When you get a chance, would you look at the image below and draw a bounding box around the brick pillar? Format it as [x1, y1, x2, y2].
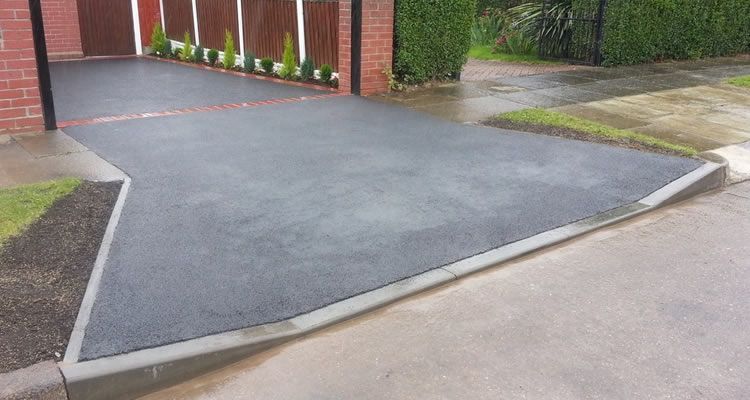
[337, 0, 393, 95]
[0, 1, 45, 134]
[359, 0, 392, 95]
[138, 0, 161, 47]
[41, 0, 83, 59]
[337, 0, 352, 93]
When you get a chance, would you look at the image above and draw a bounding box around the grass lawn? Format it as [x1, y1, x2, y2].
[495, 109, 698, 157]
[727, 75, 750, 88]
[468, 45, 560, 64]
[0, 178, 81, 246]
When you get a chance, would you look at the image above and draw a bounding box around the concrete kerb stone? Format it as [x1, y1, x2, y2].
[64, 176, 132, 364]
[58, 161, 727, 400]
[0, 361, 68, 400]
[704, 142, 750, 184]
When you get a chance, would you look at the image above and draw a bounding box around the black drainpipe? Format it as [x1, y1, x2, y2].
[28, 0, 57, 131]
[351, 0, 362, 95]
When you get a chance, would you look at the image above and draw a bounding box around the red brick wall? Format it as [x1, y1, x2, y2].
[337, 0, 393, 95]
[337, 0, 352, 93]
[0, 1, 44, 134]
[139, 0, 161, 46]
[359, 0, 392, 95]
[41, 0, 83, 59]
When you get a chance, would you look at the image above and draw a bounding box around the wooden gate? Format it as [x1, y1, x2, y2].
[77, 0, 136, 56]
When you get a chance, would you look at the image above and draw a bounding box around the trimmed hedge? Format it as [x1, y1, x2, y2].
[600, 0, 750, 66]
[395, 0, 476, 84]
[475, 0, 524, 15]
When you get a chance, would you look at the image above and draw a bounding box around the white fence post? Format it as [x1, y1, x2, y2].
[191, 0, 200, 45]
[295, 0, 306, 63]
[131, 0, 143, 54]
[237, 0, 245, 61]
[159, 0, 165, 30]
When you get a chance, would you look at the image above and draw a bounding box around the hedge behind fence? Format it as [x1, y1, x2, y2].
[601, 0, 750, 66]
[394, 0, 476, 84]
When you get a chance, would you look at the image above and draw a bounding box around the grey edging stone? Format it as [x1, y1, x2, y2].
[59, 161, 725, 400]
[64, 177, 132, 364]
[0, 361, 68, 400]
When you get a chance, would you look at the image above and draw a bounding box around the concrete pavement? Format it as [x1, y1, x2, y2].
[145, 182, 750, 400]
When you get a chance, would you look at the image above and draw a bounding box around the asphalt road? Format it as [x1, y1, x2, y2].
[66, 93, 700, 360]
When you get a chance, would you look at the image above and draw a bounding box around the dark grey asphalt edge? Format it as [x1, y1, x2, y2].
[58, 161, 725, 400]
[64, 177, 131, 364]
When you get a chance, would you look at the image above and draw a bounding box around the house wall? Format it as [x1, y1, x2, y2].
[0, 0, 44, 134]
[41, 0, 83, 59]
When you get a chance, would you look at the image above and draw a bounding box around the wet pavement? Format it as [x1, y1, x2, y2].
[0, 131, 125, 188]
[379, 56, 750, 144]
[50, 58, 323, 121]
[145, 182, 750, 400]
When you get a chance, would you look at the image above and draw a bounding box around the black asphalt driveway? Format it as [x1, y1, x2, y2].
[50, 58, 324, 121]
[57, 59, 701, 360]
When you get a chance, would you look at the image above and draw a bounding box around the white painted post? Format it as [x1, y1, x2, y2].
[131, 0, 143, 55]
[237, 0, 245, 61]
[159, 0, 165, 30]
[191, 0, 200, 46]
[295, 0, 306, 63]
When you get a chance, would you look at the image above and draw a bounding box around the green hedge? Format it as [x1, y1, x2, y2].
[394, 0, 476, 84]
[601, 0, 750, 66]
[475, 0, 524, 15]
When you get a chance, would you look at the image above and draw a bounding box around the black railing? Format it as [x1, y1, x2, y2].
[538, 0, 607, 65]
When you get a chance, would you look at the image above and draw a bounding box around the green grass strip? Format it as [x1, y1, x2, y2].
[468, 45, 560, 64]
[495, 109, 698, 157]
[0, 178, 81, 246]
[726, 75, 750, 88]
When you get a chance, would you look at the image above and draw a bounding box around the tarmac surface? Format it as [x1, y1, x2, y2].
[64, 92, 700, 360]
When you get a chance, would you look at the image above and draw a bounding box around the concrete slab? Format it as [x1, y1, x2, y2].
[412, 95, 528, 122]
[63, 96, 700, 361]
[0, 131, 125, 187]
[494, 90, 575, 108]
[50, 58, 324, 121]
[13, 131, 87, 157]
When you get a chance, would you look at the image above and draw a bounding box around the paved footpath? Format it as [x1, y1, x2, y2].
[146, 182, 750, 400]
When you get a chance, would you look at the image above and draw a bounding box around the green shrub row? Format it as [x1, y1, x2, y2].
[149, 24, 336, 86]
[586, 0, 750, 66]
[394, 0, 476, 84]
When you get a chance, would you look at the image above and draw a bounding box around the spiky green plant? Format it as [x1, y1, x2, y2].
[223, 30, 236, 69]
[181, 31, 193, 61]
[278, 32, 297, 79]
[300, 58, 315, 81]
[319, 64, 333, 83]
[243, 53, 256, 73]
[150, 23, 168, 56]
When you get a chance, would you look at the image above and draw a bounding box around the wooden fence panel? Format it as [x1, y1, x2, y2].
[77, 0, 135, 56]
[196, 0, 239, 51]
[303, 0, 338, 69]
[162, 0, 194, 41]
[242, 0, 299, 61]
